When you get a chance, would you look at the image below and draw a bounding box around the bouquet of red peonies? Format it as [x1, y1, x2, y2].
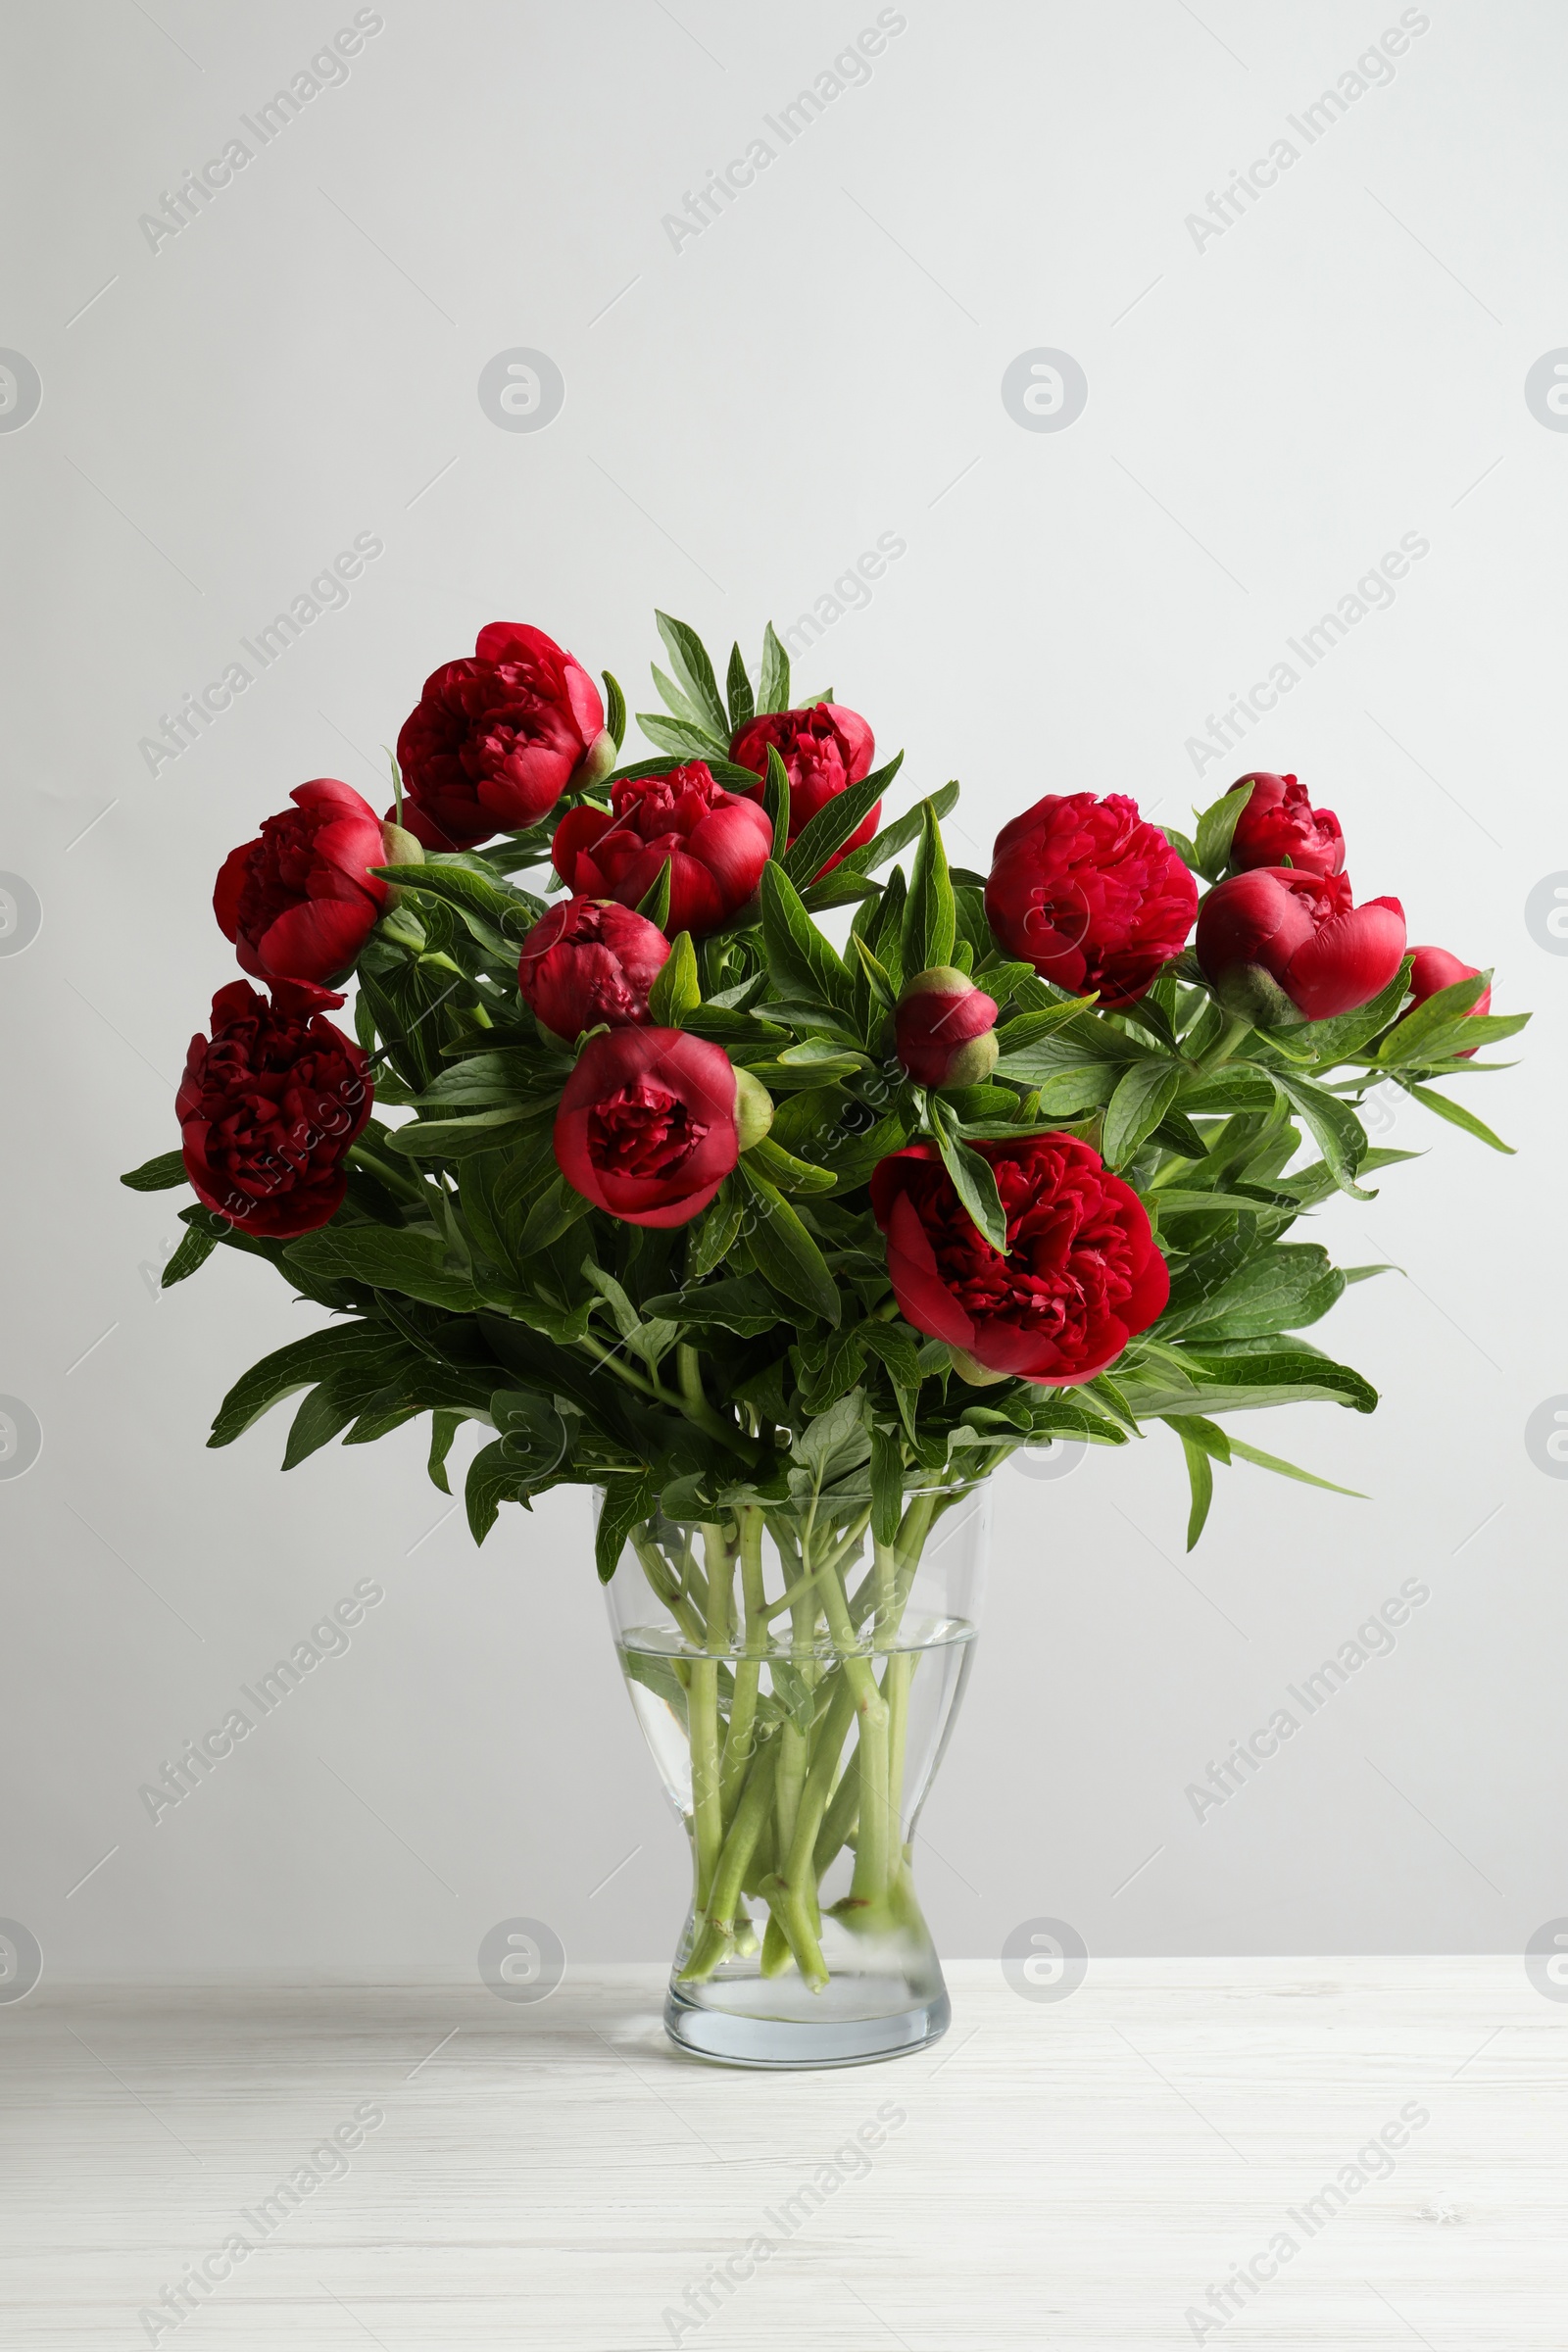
[122, 614, 1526, 2045]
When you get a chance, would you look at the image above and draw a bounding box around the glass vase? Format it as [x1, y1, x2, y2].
[601, 1478, 988, 2069]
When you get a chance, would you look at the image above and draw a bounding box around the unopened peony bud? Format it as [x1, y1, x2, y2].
[1394, 945, 1492, 1057]
[552, 763, 772, 940]
[1195, 867, 1405, 1024]
[215, 779, 391, 987]
[378, 817, 424, 907]
[894, 967, 1000, 1088]
[580, 727, 618, 790]
[1226, 772, 1344, 878]
[394, 621, 608, 851]
[732, 1065, 775, 1151]
[728, 704, 878, 877]
[517, 898, 669, 1039]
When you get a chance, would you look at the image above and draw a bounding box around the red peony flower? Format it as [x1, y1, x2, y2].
[1227, 772, 1345, 878]
[516, 898, 669, 1040]
[728, 704, 878, 874]
[870, 1134, 1169, 1385]
[214, 778, 391, 987]
[1195, 867, 1406, 1023]
[176, 979, 372, 1239]
[1396, 945, 1492, 1056]
[394, 622, 610, 851]
[553, 1028, 744, 1228]
[985, 792, 1198, 1007]
[894, 968, 1000, 1089]
[552, 763, 772, 939]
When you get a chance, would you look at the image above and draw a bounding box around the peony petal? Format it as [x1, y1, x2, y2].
[477, 743, 575, 831]
[213, 842, 257, 945]
[1285, 895, 1406, 1020]
[884, 1190, 977, 1352]
[551, 803, 613, 889]
[291, 777, 379, 823]
[591, 1176, 726, 1230]
[665, 853, 723, 938]
[687, 800, 771, 896]
[307, 832, 390, 911]
[561, 656, 606, 749]
[474, 620, 566, 669]
[393, 797, 493, 852]
[256, 896, 378, 986]
[1020, 1318, 1131, 1388]
[1195, 867, 1317, 988]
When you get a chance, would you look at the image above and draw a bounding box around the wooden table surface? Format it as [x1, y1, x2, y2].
[2, 1959, 1560, 2348]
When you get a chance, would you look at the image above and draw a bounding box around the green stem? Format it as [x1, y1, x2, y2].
[679, 1739, 777, 1982]
[577, 1332, 668, 1405]
[884, 1649, 913, 1855]
[762, 1505, 872, 1619]
[813, 1748, 859, 1880]
[871, 1536, 898, 1645]
[576, 1336, 758, 1465]
[815, 1560, 890, 1906]
[631, 1532, 705, 1649]
[718, 1505, 766, 1829]
[677, 1343, 707, 1416]
[688, 1659, 722, 1914]
[346, 1144, 426, 1203]
[1197, 1011, 1254, 1071]
[702, 1521, 733, 1653]
[774, 1672, 856, 1973]
[761, 1501, 825, 1981]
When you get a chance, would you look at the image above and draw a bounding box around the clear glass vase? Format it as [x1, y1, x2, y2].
[601, 1478, 988, 2069]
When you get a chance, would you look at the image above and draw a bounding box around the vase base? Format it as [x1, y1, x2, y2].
[662, 1983, 951, 2070]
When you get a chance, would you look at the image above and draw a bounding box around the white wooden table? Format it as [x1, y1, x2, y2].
[2, 1960, 1560, 2348]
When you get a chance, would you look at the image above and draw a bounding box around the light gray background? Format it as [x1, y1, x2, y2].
[3, 0, 1563, 1984]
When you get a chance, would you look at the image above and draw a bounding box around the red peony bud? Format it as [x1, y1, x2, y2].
[552, 762, 772, 939]
[894, 967, 1000, 1088]
[1396, 945, 1492, 1056]
[1227, 772, 1345, 878]
[516, 898, 669, 1040]
[728, 704, 878, 876]
[215, 778, 390, 987]
[393, 621, 607, 850]
[1195, 867, 1405, 1024]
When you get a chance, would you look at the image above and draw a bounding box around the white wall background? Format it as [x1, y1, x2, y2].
[3, 0, 1565, 1984]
